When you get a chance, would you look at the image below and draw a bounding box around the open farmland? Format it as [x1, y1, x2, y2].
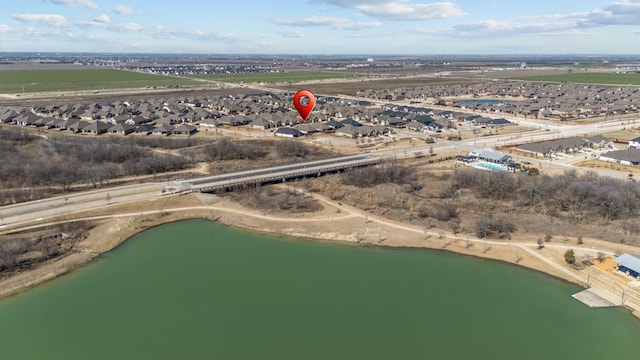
[275, 76, 481, 96]
[193, 70, 362, 84]
[0, 69, 200, 94]
[510, 72, 640, 85]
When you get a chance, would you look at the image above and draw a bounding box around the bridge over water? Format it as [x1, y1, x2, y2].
[168, 154, 382, 194]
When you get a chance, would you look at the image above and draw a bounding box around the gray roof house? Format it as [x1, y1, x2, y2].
[1, 110, 20, 123]
[599, 149, 640, 166]
[66, 120, 90, 133]
[275, 127, 303, 138]
[152, 124, 174, 136]
[82, 121, 111, 135]
[172, 123, 198, 136]
[108, 123, 135, 135]
[518, 137, 592, 157]
[136, 124, 156, 134]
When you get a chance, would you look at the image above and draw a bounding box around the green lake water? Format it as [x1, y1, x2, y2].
[1, 219, 639, 359]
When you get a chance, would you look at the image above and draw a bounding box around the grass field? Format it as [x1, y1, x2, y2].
[0, 69, 199, 93]
[193, 71, 362, 83]
[275, 77, 480, 96]
[510, 72, 640, 85]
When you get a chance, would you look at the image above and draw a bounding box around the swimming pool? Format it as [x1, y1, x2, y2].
[470, 161, 508, 172]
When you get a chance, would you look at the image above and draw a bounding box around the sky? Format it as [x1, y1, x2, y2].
[1, 0, 640, 55]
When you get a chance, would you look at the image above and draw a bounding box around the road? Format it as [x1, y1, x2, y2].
[1, 183, 164, 228]
[173, 154, 380, 193]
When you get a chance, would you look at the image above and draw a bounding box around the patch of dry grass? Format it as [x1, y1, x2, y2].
[573, 159, 640, 173]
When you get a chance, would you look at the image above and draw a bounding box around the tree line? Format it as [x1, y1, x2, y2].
[341, 161, 417, 188]
[446, 168, 640, 222]
[0, 127, 324, 205]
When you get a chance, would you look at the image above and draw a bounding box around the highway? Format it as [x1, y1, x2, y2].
[1, 183, 164, 228]
[171, 153, 380, 192]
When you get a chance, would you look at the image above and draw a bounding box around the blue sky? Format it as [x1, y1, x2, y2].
[1, 0, 639, 54]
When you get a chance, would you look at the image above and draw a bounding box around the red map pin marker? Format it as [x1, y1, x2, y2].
[293, 89, 316, 123]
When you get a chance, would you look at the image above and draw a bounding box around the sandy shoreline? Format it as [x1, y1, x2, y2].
[2, 191, 640, 318]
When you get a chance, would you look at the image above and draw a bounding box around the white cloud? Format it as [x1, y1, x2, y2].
[417, 20, 582, 40]
[0, 24, 12, 33]
[418, 1, 640, 40]
[314, 0, 465, 21]
[577, 1, 640, 27]
[341, 21, 381, 30]
[76, 16, 142, 33]
[12, 14, 68, 27]
[110, 22, 144, 32]
[454, 20, 574, 36]
[274, 16, 348, 27]
[76, 14, 112, 28]
[19, 27, 75, 41]
[278, 29, 305, 38]
[49, 0, 98, 10]
[95, 14, 111, 24]
[148, 26, 243, 42]
[274, 16, 381, 30]
[113, 5, 139, 15]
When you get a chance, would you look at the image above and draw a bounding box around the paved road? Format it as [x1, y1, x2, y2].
[1, 183, 164, 228]
[173, 154, 380, 192]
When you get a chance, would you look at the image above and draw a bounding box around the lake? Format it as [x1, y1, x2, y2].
[1, 219, 639, 359]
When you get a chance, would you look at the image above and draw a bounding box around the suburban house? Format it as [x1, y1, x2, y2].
[136, 124, 156, 135]
[218, 114, 251, 126]
[293, 123, 322, 134]
[108, 123, 135, 135]
[67, 120, 90, 133]
[1, 110, 20, 123]
[598, 149, 640, 166]
[152, 124, 173, 136]
[172, 123, 198, 136]
[275, 127, 303, 138]
[405, 120, 426, 131]
[199, 118, 221, 128]
[629, 137, 640, 149]
[44, 118, 66, 129]
[474, 118, 512, 127]
[125, 116, 152, 126]
[517, 137, 594, 157]
[14, 112, 42, 126]
[82, 121, 111, 135]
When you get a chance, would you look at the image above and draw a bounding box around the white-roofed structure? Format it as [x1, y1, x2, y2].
[468, 149, 512, 163]
[614, 253, 640, 278]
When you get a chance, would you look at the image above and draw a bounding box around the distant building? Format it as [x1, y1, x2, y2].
[468, 149, 512, 163]
[599, 149, 640, 166]
[615, 254, 640, 278]
[275, 127, 303, 138]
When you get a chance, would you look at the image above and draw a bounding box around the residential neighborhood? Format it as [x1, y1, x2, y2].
[358, 80, 640, 121]
[0, 92, 513, 140]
